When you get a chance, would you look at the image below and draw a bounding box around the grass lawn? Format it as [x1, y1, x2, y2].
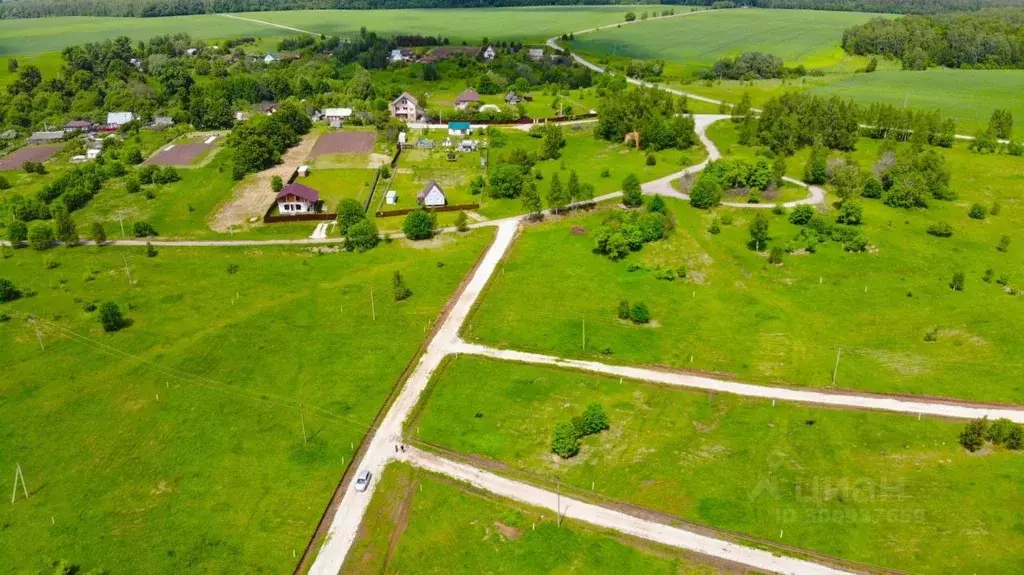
[464, 129, 1024, 402]
[300, 168, 379, 210]
[414, 356, 1024, 575]
[380, 144, 485, 213]
[0, 230, 493, 573]
[344, 461, 721, 575]
[570, 9, 878, 76]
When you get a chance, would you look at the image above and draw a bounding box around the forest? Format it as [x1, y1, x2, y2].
[842, 8, 1024, 69]
[3, 0, 1024, 19]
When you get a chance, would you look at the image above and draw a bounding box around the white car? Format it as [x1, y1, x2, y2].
[354, 470, 372, 492]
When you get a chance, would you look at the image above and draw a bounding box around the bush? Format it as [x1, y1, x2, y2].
[968, 203, 987, 220]
[392, 270, 412, 301]
[145, 242, 157, 257]
[580, 403, 610, 435]
[0, 277, 21, 303]
[133, 221, 157, 237]
[337, 198, 365, 235]
[987, 418, 1017, 446]
[708, 220, 721, 234]
[270, 175, 284, 193]
[788, 205, 815, 225]
[99, 301, 125, 332]
[990, 202, 1001, 216]
[345, 219, 380, 252]
[28, 222, 55, 250]
[454, 211, 469, 232]
[647, 194, 666, 215]
[125, 148, 143, 165]
[861, 176, 882, 199]
[622, 173, 642, 207]
[617, 299, 630, 320]
[997, 235, 1011, 252]
[983, 268, 994, 283]
[0, 175, 10, 190]
[645, 153, 656, 166]
[927, 221, 953, 237]
[835, 202, 863, 225]
[600, 168, 610, 178]
[90, 222, 107, 245]
[7, 220, 28, 246]
[402, 209, 435, 240]
[959, 418, 987, 452]
[551, 421, 580, 458]
[689, 175, 722, 209]
[748, 212, 770, 249]
[125, 176, 141, 194]
[950, 271, 965, 291]
[630, 301, 650, 324]
[768, 246, 784, 264]
[1007, 425, 1024, 450]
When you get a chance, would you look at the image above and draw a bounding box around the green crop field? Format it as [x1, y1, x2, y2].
[0, 232, 492, 573]
[464, 127, 1024, 403]
[569, 9, 878, 73]
[0, 6, 669, 56]
[414, 356, 1024, 575]
[344, 461, 720, 574]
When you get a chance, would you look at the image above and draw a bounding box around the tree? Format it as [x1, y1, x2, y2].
[950, 271, 965, 292]
[630, 302, 650, 324]
[622, 173, 642, 207]
[997, 235, 1012, 252]
[541, 124, 565, 160]
[959, 418, 987, 452]
[835, 202, 863, 225]
[28, 222, 55, 250]
[454, 211, 469, 232]
[125, 176, 141, 195]
[1007, 425, 1024, 450]
[402, 209, 435, 240]
[0, 278, 21, 303]
[7, 220, 27, 246]
[271, 175, 284, 193]
[125, 148, 143, 165]
[551, 422, 580, 458]
[768, 246, 785, 264]
[346, 219, 380, 252]
[862, 176, 882, 199]
[469, 175, 486, 195]
[145, 242, 157, 257]
[489, 164, 524, 199]
[831, 162, 862, 204]
[647, 194, 666, 215]
[617, 299, 630, 320]
[789, 205, 815, 225]
[99, 301, 125, 332]
[566, 170, 581, 202]
[580, 403, 610, 435]
[989, 109, 1013, 139]
[337, 198, 366, 235]
[547, 173, 568, 213]
[749, 212, 770, 249]
[392, 270, 412, 301]
[733, 92, 752, 122]
[0, 175, 10, 190]
[133, 221, 157, 237]
[689, 174, 722, 209]
[90, 222, 107, 245]
[987, 418, 1017, 446]
[521, 180, 542, 216]
[968, 203, 986, 220]
[803, 141, 828, 185]
[51, 202, 78, 246]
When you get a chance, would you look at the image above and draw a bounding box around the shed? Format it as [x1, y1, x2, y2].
[275, 182, 320, 215]
[153, 116, 174, 127]
[417, 180, 447, 208]
[385, 190, 398, 205]
[448, 121, 472, 136]
[298, 165, 311, 178]
[324, 107, 353, 128]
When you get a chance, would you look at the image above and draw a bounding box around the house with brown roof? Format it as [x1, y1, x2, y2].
[64, 120, 94, 133]
[275, 183, 321, 215]
[455, 88, 480, 110]
[390, 92, 422, 121]
[417, 180, 447, 208]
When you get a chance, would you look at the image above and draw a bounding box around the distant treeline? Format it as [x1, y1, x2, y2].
[843, 8, 1024, 69]
[5, 0, 1024, 19]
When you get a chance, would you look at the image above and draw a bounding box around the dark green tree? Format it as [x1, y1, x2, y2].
[392, 270, 412, 301]
[402, 209, 435, 240]
[337, 198, 366, 235]
[28, 222, 55, 250]
[99, 301, 125, 332]
[622, 173, 642, 207]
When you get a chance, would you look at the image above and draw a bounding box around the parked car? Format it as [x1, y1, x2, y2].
[354, 470, 372, 492]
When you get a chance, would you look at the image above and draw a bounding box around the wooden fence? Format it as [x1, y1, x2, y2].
[375, 203, 479, 218]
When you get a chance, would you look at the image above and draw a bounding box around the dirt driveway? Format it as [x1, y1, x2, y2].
[210, 132, 318, 232]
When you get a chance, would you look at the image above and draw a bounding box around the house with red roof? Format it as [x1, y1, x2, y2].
[455, 89, 480, 111]
[275, 182, 321, 215]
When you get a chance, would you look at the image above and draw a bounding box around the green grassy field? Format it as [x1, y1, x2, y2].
[344, 461, 721, 575]
[300, 167, 379, 209]
[569, 9, 877, 74]
[0, 231, 492, 573]
[464, 129, 1024, 402]
[414, 356, 1024, 575]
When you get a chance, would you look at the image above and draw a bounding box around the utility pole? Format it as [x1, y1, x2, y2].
[370, 288, 376, 321]
[831, 347, 842, 386]
[554, 476, 562, 527]
[11, 464, 28, 503]
[582, 318, 586, 351]
[29, 316, 43, 351]
[122, 253, 133, 284]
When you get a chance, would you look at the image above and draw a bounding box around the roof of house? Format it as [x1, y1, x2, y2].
[448, 121, 471, 130]
[323, 107, 353, 118]
[529, 48, 545, 55]
[106, 112, 135, 125]
[456, 89, 480, 103]
[29, 131, 63, 141]
[276, 183, 320, 203]
[417, 180, 445, 200]
[65, 120, 93, 128]
[391, 92, 418, 106]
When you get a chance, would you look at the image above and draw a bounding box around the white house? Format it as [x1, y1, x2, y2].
[323, 107, 353, 128]
[390, 48, 413, 63]
[264, 53, 279, 64]
[275, 183, 320, 215]
[234, 111, 251, 122]
[390, 92, 422, 121]
[297, 165, 311, 178]
[417, 180, 447, 208]
[482, 46, 496, 60]
[185, 48, 198, 56]
[105, 112, 135, 129]
[528, 48, 545, 61]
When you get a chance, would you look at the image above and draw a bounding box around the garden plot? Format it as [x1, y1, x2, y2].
[376, 142, 486, 214]
[0, 145, 59, 170]
[145, 134, 220, 167]
[309, 130, 386, 170]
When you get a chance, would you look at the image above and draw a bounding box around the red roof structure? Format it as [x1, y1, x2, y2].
[456, 89, 480, 103]
[276, 182, 320, 203]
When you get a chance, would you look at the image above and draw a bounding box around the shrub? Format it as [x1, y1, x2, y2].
[927, 221, 953, 237]
[551, 421, 580, 458]
[580, 403, 610, 435]
[270, 175, 283, 193]
[0, 278, 21, 303]
[346, 219, 380, 252]
[600, 168, 610, 178]
[28, 222, 55, 250]
[99, 301, 125, 332]
[748, 212, 770, 249]
[987, 418, 1017, 446]
[133, 221, 157, 237]
[768, 246, 784, 264]
[950, 271, 965, 291]
[789, 205, 815, 225]
[454, 211, 469, 232]
[983, 268, 994, 283]
[402, 209, 435, 240]
[997, 235, 1011, 252]
[125, 148, 143, 165]
[647, 194, 666, 215]
[392, 270, 412, 301]
[689, 175, 722, 209]
[654, 267, 676, 281]
[958, 418, 987, 452]
[996, 273, 1010, 286]
[145, 242, 157, 258]
[990, 202, 1001, 216]
[227, 264, 240, 275]
[708, 221, 721, 234]
[379, 165, 391, 179]
[7, 220, 28, 246]
[630, 302, 650, 324]
[125, 176, 141, 194]
[0, 175, 9, 190]
[835, 202, 863, 225]
[861, 176, 882, 199]
[968, 203, 986, 220]
[645, 153, 656, 166]
[719, 214, 733, 225]
[90, 222, 107, 245]
[1007, 425, 1024, 450]
[617, 299, 630, 320]
[622, 173, 642, 207]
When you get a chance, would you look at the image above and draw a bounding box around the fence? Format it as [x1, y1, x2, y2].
[375, 203, 480, 218]
[263, 211, 336, 224]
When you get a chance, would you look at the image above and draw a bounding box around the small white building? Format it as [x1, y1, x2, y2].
[105, 112, 135, 129]
[185, 48, 198, 56]
[275, 183, 320, 215]
[385, 190, 398, 205]
[297, 165, 311, 178]
[264, 53, 279, 64]
[390, 48, 413, 63]
[323, 107, 353, 128]
[482, 46, 496, 60]
[398, 131, 407, 146]
[458, 139, 478, 152]
[417, 180, 447, 208]
[528, 48, 545, 61]
[86, 148, 101, 160]
[447, 122, 472, 137]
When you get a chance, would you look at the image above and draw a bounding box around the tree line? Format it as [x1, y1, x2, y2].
[671, 0, 1024, 16]
[842, 8, 1024, 69]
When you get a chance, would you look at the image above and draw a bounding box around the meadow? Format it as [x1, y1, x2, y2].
[464, 128, 1024, 403]
[414, 356, 1024, 575]
[343, 461, 720, 575]
[0, 231, 492, 573]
